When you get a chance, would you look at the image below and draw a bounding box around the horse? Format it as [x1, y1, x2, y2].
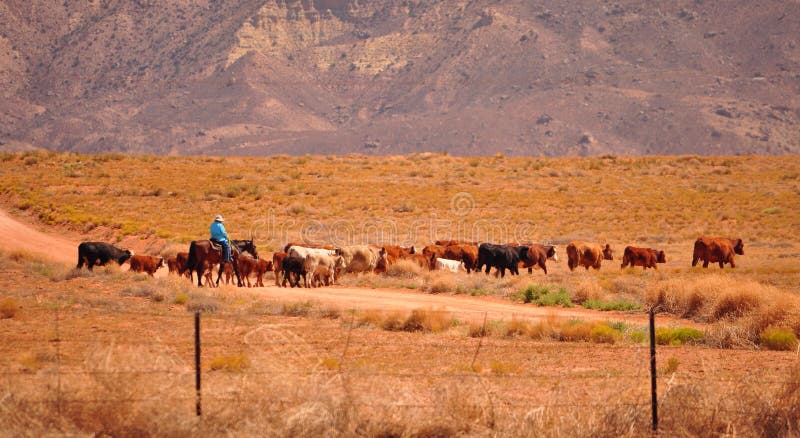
[185, 239, 258, 287]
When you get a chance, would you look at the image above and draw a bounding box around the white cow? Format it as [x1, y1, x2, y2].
[287, 246, 346, 287]
[336, 245, 388, 274]
[434, 257, 465, 273]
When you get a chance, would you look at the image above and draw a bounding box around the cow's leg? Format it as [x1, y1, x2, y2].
[540, 261, 547, 275]
[77, 254, 84, 269]
[692, 256, 698, 267]
[719, 261, 725, 269]
[729, 258, 735, 268]
[703, 259, 709, 268]
[87, 257, 96, 271]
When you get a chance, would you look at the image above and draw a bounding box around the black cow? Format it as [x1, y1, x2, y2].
[281, 256, 306, 288]
[76, 242, 133, 271]
[475, 243, 533, 278]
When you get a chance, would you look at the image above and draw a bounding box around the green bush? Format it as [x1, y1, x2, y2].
[590, 324, 622, 344]
[518, 285, 573, 307]
[759, 327, 799, 351]
[655, 327, 704, 346]
[582, 299, 640, 311]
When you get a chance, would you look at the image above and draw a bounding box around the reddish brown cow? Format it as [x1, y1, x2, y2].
[166, 256, 180, 275]
[566, 242, 613, 271]
[518, 244, 558, 274]
[382, 245, 416, 264]
[621, 246, 666, 270]
[175, 252, 190, 279]
[403, 253, 433, 270]
[235, 254, 258, 287]
[129, 255, 164, 276]
[442, 244, 479, 273]
[273, 252, 288, 286]
[435, 239, 478, 247]
[692, 237, 743, 268]
[253, 258, 273, 287]
[421, 245, 448, 260]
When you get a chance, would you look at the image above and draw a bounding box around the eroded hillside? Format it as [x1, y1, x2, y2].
[0, 0, 798, 155]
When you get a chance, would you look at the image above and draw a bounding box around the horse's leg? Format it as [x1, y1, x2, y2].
[196, 265, 204, 287]
[216, 263, 224, 286]
[233, 260, 242, 287]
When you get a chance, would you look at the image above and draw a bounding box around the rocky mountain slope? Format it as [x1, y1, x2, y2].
[1, 0, 798, 156]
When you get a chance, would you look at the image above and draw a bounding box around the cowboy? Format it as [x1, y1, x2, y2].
[210, 214, 231, 263]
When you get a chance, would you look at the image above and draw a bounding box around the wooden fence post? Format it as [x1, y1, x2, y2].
[195, 311, 201, 417]
[649, 307, 658, 432]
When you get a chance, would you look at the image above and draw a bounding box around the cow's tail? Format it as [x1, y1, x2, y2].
[185, 242, 197, 273]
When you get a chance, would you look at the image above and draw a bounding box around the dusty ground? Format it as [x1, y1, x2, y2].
[1, 207, 799, 435]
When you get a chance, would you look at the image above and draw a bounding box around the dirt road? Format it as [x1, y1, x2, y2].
[0, 208, 679, 326]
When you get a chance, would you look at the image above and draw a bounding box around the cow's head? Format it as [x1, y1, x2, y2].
[334, 255, 347, 279]
[157, 257, 165, 268]
[656, 250, 666, 263]
[602, 244, 613, 260]
[546, 245, 558, 262]
[118, 250, 133, 264]
[732, 238, 744, 255]
[374, 248, 388, 274]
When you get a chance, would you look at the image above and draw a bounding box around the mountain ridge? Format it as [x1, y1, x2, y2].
[1, 0, 798, 156]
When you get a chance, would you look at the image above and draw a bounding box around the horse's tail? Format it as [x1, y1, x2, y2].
[185, 241, 198, 272]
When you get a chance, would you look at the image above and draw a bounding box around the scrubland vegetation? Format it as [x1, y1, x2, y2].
[2, 152, 800, 435]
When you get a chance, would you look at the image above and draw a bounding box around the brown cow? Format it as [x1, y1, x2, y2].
[253, 258, 273, 287]
[435, 239, 478, 247]
[692, 237, 743, 268]
[382, 245, 415, 264]
[129, 255, 164, 276]
[421, 244, 448, 260]
[165, 256, 180, 275]
[235, 254, 258, 287]
[175, 252, 190, 278]
[566, 242, 613, 271]
[621, 246, 666, 270]
[403, 253, 433, 270]
[442, 244, 479, 273]
[273, 252, 288, 286]
[519, 244, 558, 274]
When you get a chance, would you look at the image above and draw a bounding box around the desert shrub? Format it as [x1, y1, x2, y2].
[504, 319, 531, 337]
[209, 354, 250, 372]
[186, 295, 221, 313]
[281, 301, 313, 317]
[173, 293, 189, 305]
[518, 285, 573, 307]
[467, 321, 487, 338]
[120, 284, 160, 299]
[385, 260, 422, 278]
[0, 298, 18, 319]
[424, 272, 457, 294]
[489, 360, 521, 375]
[759, 327, 799, 351]
[320, 357, 341, 370]
[582, 299, 640, 311]
[571, 280, 604, 304]
[390, 309, 453, 333]
[559, 320, 594, 342]
[590, 323, 622, 344]
[656, 327, 704, 346]
[662, 356, 680, 374]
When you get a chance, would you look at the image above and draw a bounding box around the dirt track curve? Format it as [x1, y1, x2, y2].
[0, 208, 685, 326]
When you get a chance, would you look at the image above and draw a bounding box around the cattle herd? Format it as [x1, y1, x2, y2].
[74, 236, 745, 289]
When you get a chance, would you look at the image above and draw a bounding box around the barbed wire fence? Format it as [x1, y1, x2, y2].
[1, 303, 796, 433]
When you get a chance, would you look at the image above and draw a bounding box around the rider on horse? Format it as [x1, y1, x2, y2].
[210, 214, 231, 263]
